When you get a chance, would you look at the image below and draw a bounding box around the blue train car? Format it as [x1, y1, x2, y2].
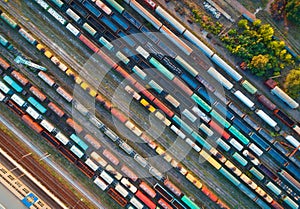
[118, 31, 136, 47]
[285, 164, 300, 181]
[82, 0, 102, 17]
[27, 97, 47, 114]
[112, 14, 129, 30]
[268, 148, 287, 165]
[214, 102, 234, 120]
[140, 26, 159, 44]
[122, 11, 142, 29]
[232, 118, 252, 135]
[100, 16, 118, 33]
[181, 73, 199, 90]
[257, 129, 274, 143]
[70, 133, 89, 151]
[250, 133, 270, 151]
[3, 75, 23, 93]
[172, 115, 193, 134]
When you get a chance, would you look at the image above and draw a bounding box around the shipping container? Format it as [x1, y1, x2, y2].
[100, 170, 114, 184]
[199, 123, 214, 137]
[249, 143, 263, 156]
[83, 22, 97, 36]
[229, 138, 243, 152]
[129, 197, 143, 209]
[0, 57, 10, 70]
[132, 66, 146, 80]
[11, 94, 26, 107]
[185, 138, 201, 152]
[282, 196, 299, 209]
[106, 164, 122, 180]
[192, 106, 211, 123]
[26, 106, 41, 120]
[85, 158, 99, 171]
[99, 36, 114, 50]
[266, 181, 281, 196]
[148, 80, 163, 94]
[240, 174, 257, 190]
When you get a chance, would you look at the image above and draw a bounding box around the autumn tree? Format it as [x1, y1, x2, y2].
[238, 19, 249, 30]
[249, 54, 270, 76]
[258, 24, 274, 42]
[284, 69, 300, 98]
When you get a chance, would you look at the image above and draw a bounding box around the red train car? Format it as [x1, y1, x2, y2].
[135, 190, 156, 209]
[66, 118, 83, 134]
[103, 99, 113, 110]
[164, 179, 182, 197]
[21, 115, 43, 133]
[172, 77, 193, 96]
[47, 102, 65, 118]
[7, 100, 25, 116]
[158, 198, 172, 209]
[111, 108, 128, 123]
[209, 120, 230, 140]
[29, 86, 47, 102]
[0, 57, 10, 70]
[41, 131, 60, 148]
[95, 94, 106, 104]
[76, 160, 95, 178]
[139, 181, 156, 198]
[11, 70, 29, 86]
[79, 34, 99, 53]
[115, 66, 137, 85]
[107, 188, 127, 207]
[153, 98, 174, 118]
[270, 200, 284, 209]
[103, 149, 119, 165]
[121, 165, 138, 182]
[257, 94, 277, 111]
[58, 146, 77, 163]
[216, 199, 230, 209]
[96, 49, 118, 69]
[201, 185, 218, 202]
[134, 82, 155, 101]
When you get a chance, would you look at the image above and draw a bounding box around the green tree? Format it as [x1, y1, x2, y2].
[238, 19, 249, 30]
[284, 69, 300, 98]
[286, 0, 300, 25]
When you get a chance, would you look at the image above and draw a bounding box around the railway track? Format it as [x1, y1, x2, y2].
[0, 130, 90, 209]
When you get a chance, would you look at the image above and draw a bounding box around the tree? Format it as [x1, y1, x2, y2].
[286, 0, 300, 25]
[284, 69, 300, 98]
[258, 24, 274, 42]
[238, 19, 249, 30]
[249, 54, 270, 76]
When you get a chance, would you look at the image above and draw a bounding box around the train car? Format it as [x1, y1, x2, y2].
[29, 86, 47, 102]
[132, 66, 147, 80]
[0, 13, 18, 28]
[130, 196, 143, 209]
[228, 102, 245, 118]
[83, 0, 102, 17]
[135, 190, 156, 209]
[129, 0, 161, 30]
[94, 177, 108, 191]
[172, 77, 193, 96]
[278, 169, 300, 192]
[107, 188, 127, 207]
[47, 102, 64, 117]
[150, 57, 175, 80]
[56, 87, 73, 102]
[83, 22, 97, 37]
[26, 106, 41, 120]
[209, 120, 230, 140]
[224, 160, 242, 176]
[229, 138, 243, 152]
[27, 97, 47, 114]
[293, 125, 300, 135]
[66, 118, 83, 134]
[0, 57, 10, 70]
[84, 134, 101, 149]
[0, 92, 5, 102]
[11, 94, 26, 107]
[199, 123, 214, 137]
[282, 196, 298, 209]
[240, 174, 257, 190]
[273, 109, 295, 127]
[54, 131, 70, 146]
[106, 164, 122, 180]
[258, 164, 279, 181]
[219, 167, 241, 186]
[103, 128, 118, 141]
[216, 138, 231, 152]
[241, 80, 257, 95]
[79, 34, 99, 53]
[155, 6, 185, 33]
[233, 90, 255, 110]
[121, 165, 138, 181]
[243, 115, 260, 131]
[158, 198, 172, 209]
[207, 67, 233, 90]
[0, 35, 9, 47]
[120, 178, 137, 193]
[248, 143, 263, 156]
[40, 119, 55, 133]
[191, 94, 212, 113]
[21, 115, 43, 133]
[257, 95, 277, 111]
[103, 149, 119, 165]
[186, 173, 202, 189]
[211, 54, 243, 82]
[232, 118, 252, 135]
[232, 152, 248, 166]
[3, 75, 23, 93]
[70, 134, 89, 151]
[183, 30, 214, 57]
[154, 183, 173, 201]
[255, 109, 278, 130]
[11, 71, 29, 86]
[47, 8, 67, 25]
[85, 158, 99, 172]
[181, 195, 200, 209]
[91, 151, 108, 167]
[18, 29, 37, 45]
[66, 8, 81, 22]
[210, 110, 231, 128]
[139, 181, 156, 198]
[266, 181, 281, 196]
[249, 167, 264, 181]
[271, 86, 299, 109]
[66, 23, 80, 37]
[70, 145, 84, 158]
[115, 183, 129, 198]
[164, 179, 182, 197]
[99, 36, 114, 51]
[0, 81, 12, 95]
[94, 0, 112, 15]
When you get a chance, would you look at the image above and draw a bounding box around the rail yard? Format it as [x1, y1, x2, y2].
[0, 0, 299, 209]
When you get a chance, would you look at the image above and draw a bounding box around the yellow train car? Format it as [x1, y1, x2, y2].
[140, 99, 156, 112]
[186, 173, 202, 189]
[200, 150, 222, 170]
[36, 43, 46, 51]
[44, 50, 53, 58]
